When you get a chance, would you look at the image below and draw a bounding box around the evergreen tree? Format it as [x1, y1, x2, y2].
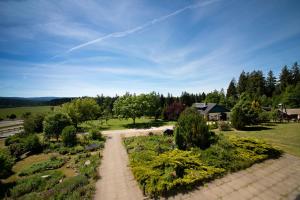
[291, 62, 300, 85]
[247, 70, 265, 97]
[266, 70, 276, 97]
[226, 78, 238, 98]
[280, 65, 292, 91]
[237, 71, 248, 95]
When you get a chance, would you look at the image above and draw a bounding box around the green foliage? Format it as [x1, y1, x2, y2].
[201, 135, 281, 171]
[0, 106, 52, 120]
[10, 170, 64, 198]
[133, 149, 224, 197]
[38, 175, 89, 200]
[282, 83, 300, 108]
[6, 134, 42, 158]
[19, 156, 66, 176]
[113, 92, 161, 124]
[124, 134, 282, 197]
[58, 98, 101, 126]
[0, 148, 15, 179]
[24, 134, 42, 154]
[175, 108, 213, 150]
[258, 111, 271, 123]
[23, 113, 45, 134]
[218, 121, 231, 131]
[75, 153, 101, 179]
[231, 95, 260, 130]
[124, 136, 224, 197]
[88, 128, 103, 141]
[113, 93, 144, 124]
[61, 125, 77, 147]
[43, 112, 72, 140]
[7, 113, 17, 119]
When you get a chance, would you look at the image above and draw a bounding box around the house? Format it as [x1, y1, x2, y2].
[193, 103, 230, 121]
[284, 108, 300, 121]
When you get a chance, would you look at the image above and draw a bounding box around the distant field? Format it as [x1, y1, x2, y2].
[0, 106, 53, 119]
[218, 123, 300, 157]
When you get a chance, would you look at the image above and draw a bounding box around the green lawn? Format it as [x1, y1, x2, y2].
[0, 106, 53, 119]
[79, 118, 176, 131]
[217, 123, 300, 157]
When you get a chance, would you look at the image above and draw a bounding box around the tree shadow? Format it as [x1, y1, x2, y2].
[242, 126, 273, 131]
[123, 120, 171, 129]
[0, 181, 15, 199]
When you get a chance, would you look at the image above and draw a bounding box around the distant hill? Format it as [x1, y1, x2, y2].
[0, 97, 73, 108]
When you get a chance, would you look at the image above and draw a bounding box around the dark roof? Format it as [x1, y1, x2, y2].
[193, 103, 230, 114]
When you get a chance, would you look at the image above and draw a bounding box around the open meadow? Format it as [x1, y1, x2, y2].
[0, 106, 53, 119]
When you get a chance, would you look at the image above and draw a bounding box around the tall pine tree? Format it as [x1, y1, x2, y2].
[237, 71, 248, 95]
[266, 70, 276, 97]
[291, 62, 300, 85]
[280, 65, 292, 91]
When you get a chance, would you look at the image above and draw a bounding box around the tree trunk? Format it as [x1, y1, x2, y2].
[133, 117, 136, 125]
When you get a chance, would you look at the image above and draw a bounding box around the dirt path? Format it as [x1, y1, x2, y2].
[94, 126, 173, 200]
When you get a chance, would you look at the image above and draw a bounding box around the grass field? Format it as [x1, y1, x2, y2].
[217, 123, 300, 157]
[0, 106, 53, 119]
[80, 118, 176, 131]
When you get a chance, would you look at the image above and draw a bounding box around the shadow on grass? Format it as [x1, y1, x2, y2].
[123, 120, 172, 129]
[243, 126, 273, 131]
[0, 181, 15, 199]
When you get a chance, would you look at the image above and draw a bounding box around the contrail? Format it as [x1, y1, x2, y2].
[66, 0, 219, 53]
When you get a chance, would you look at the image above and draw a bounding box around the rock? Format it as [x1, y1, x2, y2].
[84, 160, 91, 166]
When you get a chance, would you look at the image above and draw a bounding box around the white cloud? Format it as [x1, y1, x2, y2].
[65, 0, 221, 53]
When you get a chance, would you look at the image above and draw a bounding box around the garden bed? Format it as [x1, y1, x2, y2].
[123, 134, 282, 198]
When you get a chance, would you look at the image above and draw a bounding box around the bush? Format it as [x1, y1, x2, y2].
[40, 175, 89, 200]
[23, 113, 45, 134]
[231, 96, 260, 130]
[8, 113, 17, 119]
[76, 154, 101, 179]
[218, 121, 231, 131]
[175, 108, 214, 150]
[6, 134, 42, 158]
[89, 128, 103, 141]
[258, 111, 271, 123]
[163, 101, 185, 121]
[5, 134, 22, 146]
[124, 137, 224, 197]
[10, 170, 64, 198]
[124, 134, 282, 197]
[0, 148, 15, 178]
[19, 157, 66, 176]
[201, 135, 282, 171]
[43, 112, 72, 141]
[24, 134, 42, 154]
[62, 125, 77, 147]
[208, 122, 218, 130]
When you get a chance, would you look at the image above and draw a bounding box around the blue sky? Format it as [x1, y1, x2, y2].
[0, 0, 300, 97]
